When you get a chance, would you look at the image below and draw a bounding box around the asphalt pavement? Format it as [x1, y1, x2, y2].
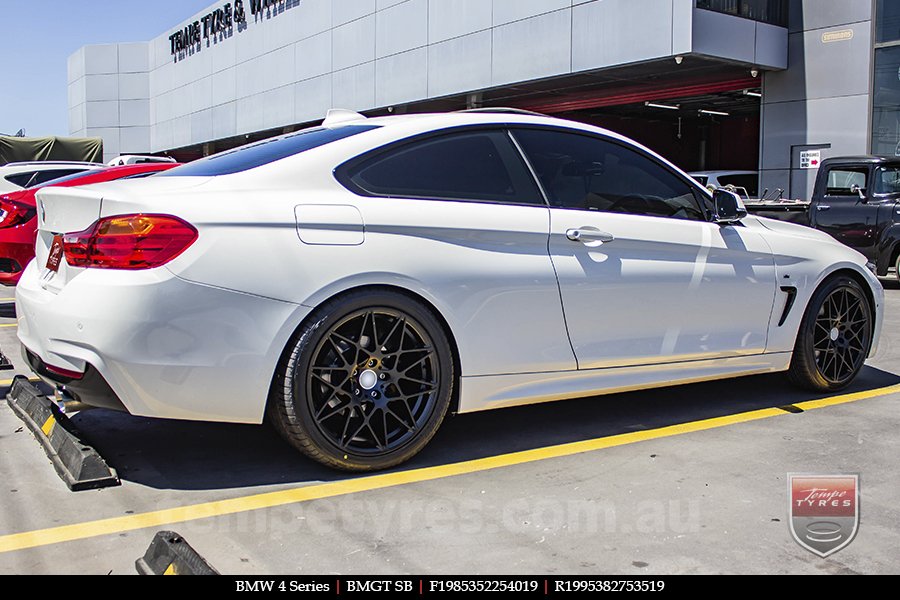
[1, 282, 898, 575]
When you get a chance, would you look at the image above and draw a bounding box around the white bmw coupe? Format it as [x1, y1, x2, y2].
[17, 110, 883, 470]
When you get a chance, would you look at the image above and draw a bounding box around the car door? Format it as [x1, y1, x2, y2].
[511, 127, 777, 369]
[871, 165, 900, 250]
[813, 165, 880, 257]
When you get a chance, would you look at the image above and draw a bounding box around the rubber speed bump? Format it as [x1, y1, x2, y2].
[136, 531, 219, 575]
[5, 375, 119, 491]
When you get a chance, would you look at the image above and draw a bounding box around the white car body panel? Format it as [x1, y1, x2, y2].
[459, 352, 792, 413]
[549, 209, 777, 368]
[17, 112, 884, 424]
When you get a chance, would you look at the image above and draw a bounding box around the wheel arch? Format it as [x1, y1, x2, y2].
[873, 223, 900, 276]
[798, 266, 878, 346]
[267, 282, 464, 415]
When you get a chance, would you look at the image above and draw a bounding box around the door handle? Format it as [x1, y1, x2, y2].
[816, 204, 831, 211]
[566, 228, 615, 244]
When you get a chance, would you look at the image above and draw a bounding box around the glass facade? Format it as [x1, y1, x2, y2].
[696, 0, 788, 27]
[876, 0, 900, 44]
[873, 47, 900, 156]
[873, 3, 900, 156]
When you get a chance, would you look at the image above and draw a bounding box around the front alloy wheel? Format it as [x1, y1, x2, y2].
[788, 276, 872, 391]
[268, 290, 454, 471]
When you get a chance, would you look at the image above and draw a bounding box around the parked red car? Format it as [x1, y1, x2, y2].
[0, 163, 179, 285]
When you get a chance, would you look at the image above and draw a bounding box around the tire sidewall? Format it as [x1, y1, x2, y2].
[284, 290, 454, 470]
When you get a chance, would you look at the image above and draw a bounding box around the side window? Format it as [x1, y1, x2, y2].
[876, 167, 900, 194]
[512, 128, 704, 221]
[826, 168, 867, 196]
[345, 130, 544, 205]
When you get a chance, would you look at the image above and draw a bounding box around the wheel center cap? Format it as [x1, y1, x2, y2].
[830, 327, 840, 342]
[358, 369, 378, 390]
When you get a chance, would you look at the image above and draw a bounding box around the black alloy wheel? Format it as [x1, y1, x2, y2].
[308, 308, 440, 455]
[788, 276, 872, 391]
[268, 289, 454, 471]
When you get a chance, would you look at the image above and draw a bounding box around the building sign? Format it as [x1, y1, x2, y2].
[821, 29, 854, 43]
[800, 150, 821, 169]
[168, 0, 289, 57]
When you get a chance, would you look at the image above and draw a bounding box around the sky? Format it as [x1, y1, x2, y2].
[0, 0, 214, 137]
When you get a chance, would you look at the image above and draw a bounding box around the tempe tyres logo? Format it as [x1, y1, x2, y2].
[789, 474, 859, 557]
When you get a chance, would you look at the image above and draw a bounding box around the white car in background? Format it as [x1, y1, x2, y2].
[690, 170, 759, 198]
[17, 110, 882, 471]
[0, 161, 102, 194]
[106, 155, 177, 167]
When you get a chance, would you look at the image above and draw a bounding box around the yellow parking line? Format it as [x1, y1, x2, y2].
[0, 323, 17, 328]
[0, 298, 15, 302]
[0, 378, 40, 387]
[0, 382, 898, 555]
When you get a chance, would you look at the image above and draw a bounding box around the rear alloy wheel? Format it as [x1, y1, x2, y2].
[788, 276, 872, 391]
[268, 290, 454, 471]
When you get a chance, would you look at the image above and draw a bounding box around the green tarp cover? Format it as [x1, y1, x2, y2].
[0, 135, 103, 166]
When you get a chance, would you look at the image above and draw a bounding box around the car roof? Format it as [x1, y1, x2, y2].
[332, 110, 662, 156]
[820, 155, 900, 166]
[688, 170, 758, 176]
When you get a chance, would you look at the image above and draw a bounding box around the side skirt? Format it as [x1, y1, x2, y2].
[458, 352, 793, 413]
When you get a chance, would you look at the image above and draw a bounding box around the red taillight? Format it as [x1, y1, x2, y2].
[0, 197, 36, 229]
[63, 214, 198, 270]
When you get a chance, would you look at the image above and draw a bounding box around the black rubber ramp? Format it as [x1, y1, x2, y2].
[5, 375, 119, 491]
[136, 531, 219, 575]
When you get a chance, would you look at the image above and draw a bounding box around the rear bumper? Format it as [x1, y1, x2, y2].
[21, 345, 126, 412]
[15, 261, 310, 424]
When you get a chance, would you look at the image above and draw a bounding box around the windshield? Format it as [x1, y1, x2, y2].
[160, 125, 380, 177]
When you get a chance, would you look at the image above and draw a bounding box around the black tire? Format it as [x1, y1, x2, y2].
[895, 252, 900, 284]
[267, 289, 454, 471]
[787, 275, 872, 391]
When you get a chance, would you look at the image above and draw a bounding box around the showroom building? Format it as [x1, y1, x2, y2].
[68, 0, 894, 199]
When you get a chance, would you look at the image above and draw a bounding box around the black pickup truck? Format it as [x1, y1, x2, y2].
[746, 156, 900, 280]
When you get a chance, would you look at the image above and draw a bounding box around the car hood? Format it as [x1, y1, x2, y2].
[751, 215, 842, 245]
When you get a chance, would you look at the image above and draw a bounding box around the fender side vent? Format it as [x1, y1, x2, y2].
[778, 286, 797, 327]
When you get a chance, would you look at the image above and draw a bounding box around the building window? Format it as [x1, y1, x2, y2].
[872, 46, 900, 157]
[876, 0, 900, 44]
[696, 0, 788, 28]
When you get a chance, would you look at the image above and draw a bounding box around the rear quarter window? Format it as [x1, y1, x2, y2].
[340, 130, 544, 205]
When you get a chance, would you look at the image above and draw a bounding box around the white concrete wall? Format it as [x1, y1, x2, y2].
[69, 43, 151, 162]
[71, 0, 786, 155]
[760, 0, 873, 200]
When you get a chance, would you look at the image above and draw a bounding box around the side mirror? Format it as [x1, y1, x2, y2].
[712, 189, 748, 224]
[850, 184, 867, 203]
